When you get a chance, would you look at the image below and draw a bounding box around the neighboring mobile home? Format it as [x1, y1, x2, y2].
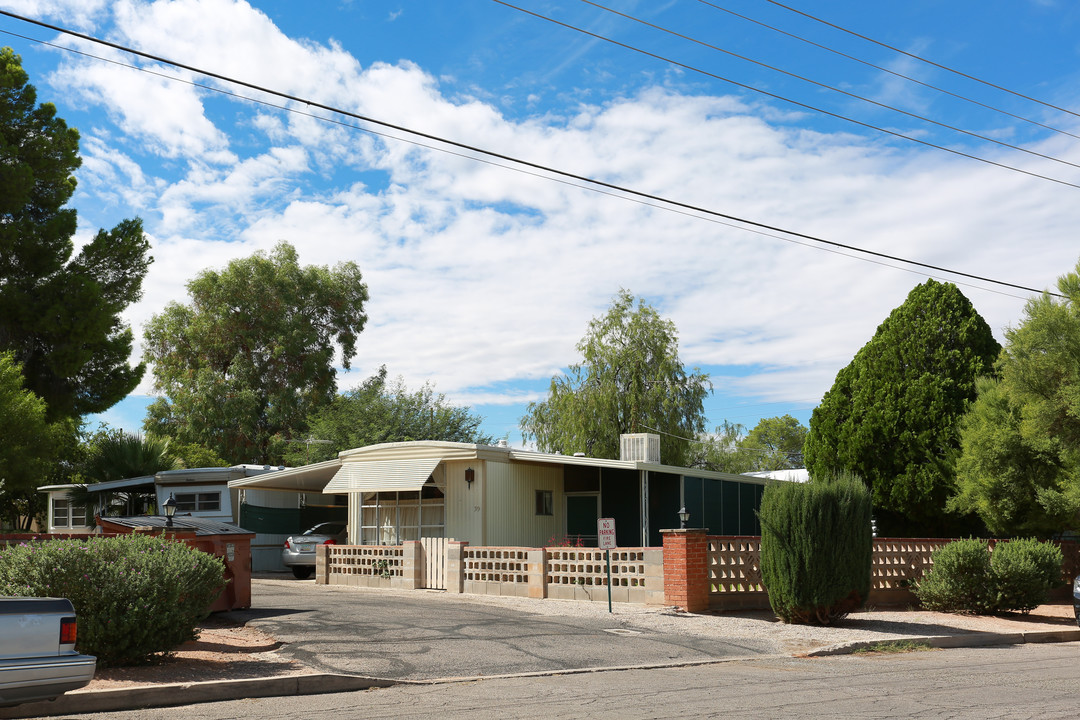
[228, 434, 770, 547]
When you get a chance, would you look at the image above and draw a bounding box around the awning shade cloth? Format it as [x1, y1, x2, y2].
[323, 458, 441, 493]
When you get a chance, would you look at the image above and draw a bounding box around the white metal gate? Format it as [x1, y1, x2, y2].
[420, 536, 448, 589]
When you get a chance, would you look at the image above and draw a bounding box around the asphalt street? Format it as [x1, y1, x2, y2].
[58, 642, 1080, 720]
[223, 577, 772, 679]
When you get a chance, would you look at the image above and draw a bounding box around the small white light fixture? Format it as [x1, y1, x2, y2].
[678, 507, 690, 530]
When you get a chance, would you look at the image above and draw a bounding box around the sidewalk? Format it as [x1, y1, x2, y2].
[4, 583, 1077, 719]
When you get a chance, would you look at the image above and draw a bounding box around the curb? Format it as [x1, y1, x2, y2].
[6, 630, 1079, 717]
[0, 673, 395, 719]
[805, 628, 1080, 657]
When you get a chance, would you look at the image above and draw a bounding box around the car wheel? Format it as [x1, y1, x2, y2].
[292, 566, 314, 579]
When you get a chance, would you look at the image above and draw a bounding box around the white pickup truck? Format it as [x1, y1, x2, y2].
[0, 598, 97, 707]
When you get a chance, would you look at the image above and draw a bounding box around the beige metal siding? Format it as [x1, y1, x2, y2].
[444, 460, 485, 545]
[486, 461, 563, 547]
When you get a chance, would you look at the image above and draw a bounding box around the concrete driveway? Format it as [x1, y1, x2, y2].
[225, 577, 774, 680]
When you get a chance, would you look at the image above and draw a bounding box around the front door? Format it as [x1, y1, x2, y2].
[566, 495, 599, 545]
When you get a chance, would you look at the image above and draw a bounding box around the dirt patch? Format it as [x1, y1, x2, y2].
[85, 615, 306, 690]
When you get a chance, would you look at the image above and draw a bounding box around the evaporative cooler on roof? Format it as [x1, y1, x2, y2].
[619, 433, 660, 464]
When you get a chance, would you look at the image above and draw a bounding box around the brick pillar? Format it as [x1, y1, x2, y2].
[315, 543, 328, 585]
[527, 548, 548, 599]
[401, 540, 424, 589]
[446, 540, 469, 593]
[662, 529, 710, 612]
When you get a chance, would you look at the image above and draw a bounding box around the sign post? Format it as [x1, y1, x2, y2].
[597, 517, 616, 613]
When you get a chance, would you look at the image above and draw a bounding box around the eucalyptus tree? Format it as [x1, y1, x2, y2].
[143, 241, 369, 464]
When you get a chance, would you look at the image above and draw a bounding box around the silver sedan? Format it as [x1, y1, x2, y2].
[281, 522, 348, 579]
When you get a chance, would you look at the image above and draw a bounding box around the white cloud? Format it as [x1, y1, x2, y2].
[0, 0, 110, 30]
[44, 0, 1079, 427]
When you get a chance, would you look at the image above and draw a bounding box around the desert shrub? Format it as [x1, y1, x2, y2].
[913, 538, 994, 614]
[759, 471, 873, 625]
[990, 538, 1063, 613]
[0, 533, 225, 666]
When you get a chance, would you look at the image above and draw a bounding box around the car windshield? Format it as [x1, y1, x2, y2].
[303, 523, 345, 536]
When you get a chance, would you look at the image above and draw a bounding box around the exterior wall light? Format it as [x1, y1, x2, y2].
[465, 467, 475, 489]
[163, 493, 177, 527]
[678, 507, 690, 530]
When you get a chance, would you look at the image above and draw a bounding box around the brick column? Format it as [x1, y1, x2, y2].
[527, 548, 548, 599]
[662, 529, 710, 612]
[446, 541, 469, 593]
[315, 543, 329, 585]
[401, 540, 424, 589]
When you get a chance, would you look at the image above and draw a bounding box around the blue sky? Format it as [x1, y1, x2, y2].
[2, 0, 1079, 453]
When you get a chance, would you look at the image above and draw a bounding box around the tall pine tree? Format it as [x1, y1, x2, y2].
[0, 47, 151, 421]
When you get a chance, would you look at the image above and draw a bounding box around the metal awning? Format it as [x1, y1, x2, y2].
[83, 476, 156, 493]
[323, 458, 441, 493]
[227, 458, 341, 492]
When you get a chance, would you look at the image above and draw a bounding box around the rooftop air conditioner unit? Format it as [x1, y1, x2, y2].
[620, 433, 661, 464]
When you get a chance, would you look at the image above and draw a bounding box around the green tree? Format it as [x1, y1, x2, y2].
[521, 290, 711, 467]
[744, 415, 809, 470]
[0, 48, 151, 421]
[948, 378, 1064, 536]
[688, 421, 758, 474]
[283, 366, 495, 465]
[143, 241, 368, 465]
[951, 259, 1080, 535]
[0, 352, 57, 529]
[804, 280, 1000, 536]
[171, 443, 230, 470]
[70, 430, 181, 517]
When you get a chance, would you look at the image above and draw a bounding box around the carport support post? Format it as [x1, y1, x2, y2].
[661, 528, 709, 612]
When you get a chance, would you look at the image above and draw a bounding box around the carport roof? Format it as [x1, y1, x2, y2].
[228, 441, 774, 494]
[227, 458, 341, 492]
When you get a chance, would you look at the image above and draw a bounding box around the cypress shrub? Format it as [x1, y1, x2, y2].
[913, 538, 994, 613]
[0, 534, 225, 666]
[758, 472, 873, 625]
[990, 538, 1063, 613]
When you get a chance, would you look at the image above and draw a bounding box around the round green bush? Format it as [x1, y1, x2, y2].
[759, 472, 873, 625]
[0, 534, 226, 666]
[990, 538, 1063, 613]
[914, 538, 994, 614]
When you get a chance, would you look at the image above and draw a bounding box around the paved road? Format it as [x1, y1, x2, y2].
[63, 642, 1080, 719]
[225, 578, 772, 679]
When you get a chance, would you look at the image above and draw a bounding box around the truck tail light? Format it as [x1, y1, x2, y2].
[60, 616, 78, 645]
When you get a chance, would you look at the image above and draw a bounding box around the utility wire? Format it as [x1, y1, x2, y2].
[695, 0, 1080, 142]
[493, 0, 1080, 192]
[0, 26, 1028, 301]
[762, 0, 1080, 121]
[0, 10, 1063, 299]
[580, 0, 1080, 172]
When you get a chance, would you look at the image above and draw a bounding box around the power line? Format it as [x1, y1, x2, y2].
[762, 0, 1080, 121]
[579, 0, 1080, 172]
[0, 10, 1063, 299]
[492, 0, 1080, 192]
[695, 0, 1080, 142]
